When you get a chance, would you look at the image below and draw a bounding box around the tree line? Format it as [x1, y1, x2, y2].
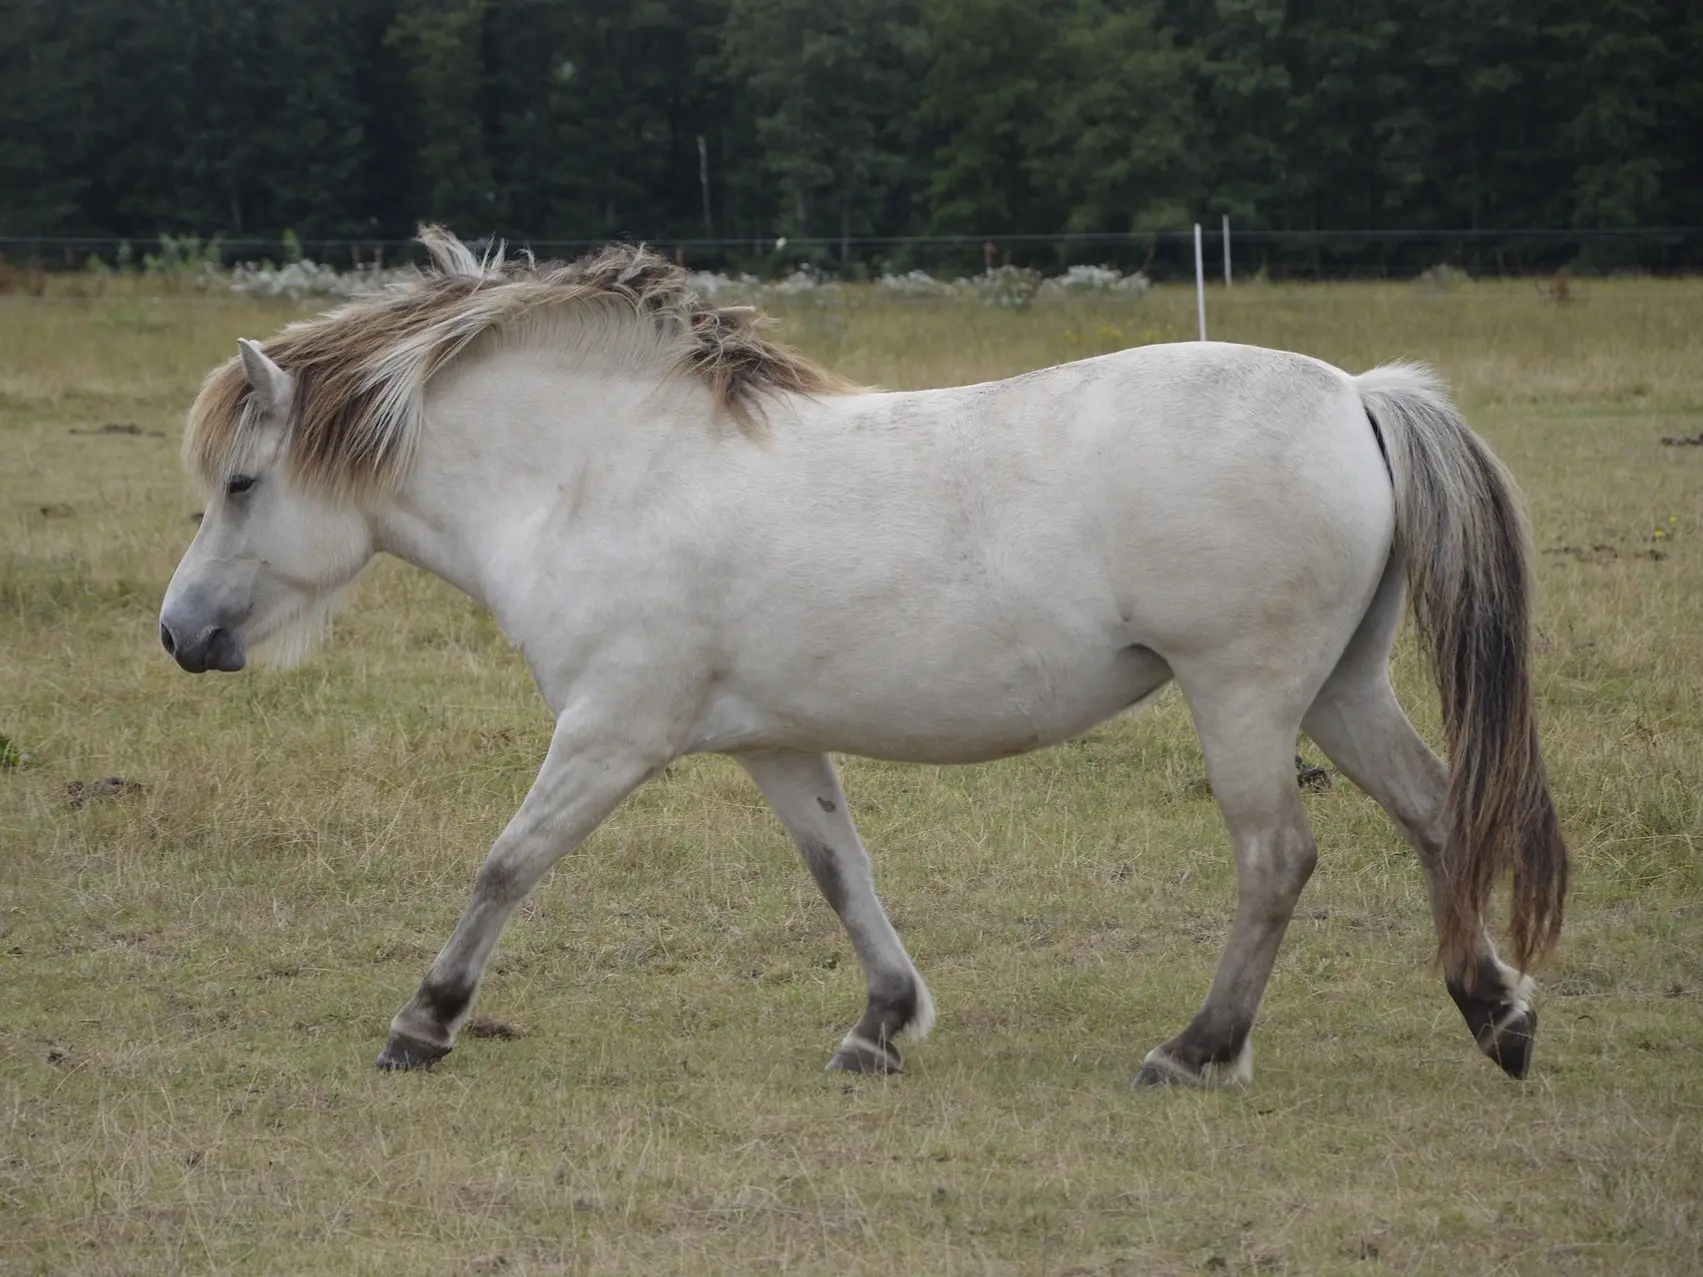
[2, 0, 1698, 273]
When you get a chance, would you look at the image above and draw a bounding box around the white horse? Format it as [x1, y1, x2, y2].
[160, 229, 1567, 1085]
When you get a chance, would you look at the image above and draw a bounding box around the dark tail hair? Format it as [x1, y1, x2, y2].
[1355, 363, 1568, 974]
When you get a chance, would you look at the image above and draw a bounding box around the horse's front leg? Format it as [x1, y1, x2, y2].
[377, 704, 668, 1070]
[739, 750, 934, 1073]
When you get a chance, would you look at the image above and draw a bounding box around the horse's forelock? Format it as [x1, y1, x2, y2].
[183, 356, 252, 490]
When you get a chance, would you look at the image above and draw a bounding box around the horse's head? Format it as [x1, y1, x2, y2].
[159, 340, 373, 673]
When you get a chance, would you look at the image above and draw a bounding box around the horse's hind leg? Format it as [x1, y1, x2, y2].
[1302, 658, 1537, 1077]
[739, 750, 933, 1074]
[1135, 679, 1319, 1087]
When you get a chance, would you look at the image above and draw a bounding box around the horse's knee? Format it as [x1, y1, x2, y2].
[1278, 828, 1318, 890]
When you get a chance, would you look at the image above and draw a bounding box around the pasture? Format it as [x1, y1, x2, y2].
[2, 277, 1700, 1274]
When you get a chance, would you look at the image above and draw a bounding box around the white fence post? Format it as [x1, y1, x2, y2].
[1194, 222, 1207, 340]
[1222, 214, 1232, 287]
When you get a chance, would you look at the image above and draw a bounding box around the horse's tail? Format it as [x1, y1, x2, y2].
[1353, 363, 1567, 977]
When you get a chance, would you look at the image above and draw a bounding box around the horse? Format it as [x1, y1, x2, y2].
[159, 227, 1568, 1086]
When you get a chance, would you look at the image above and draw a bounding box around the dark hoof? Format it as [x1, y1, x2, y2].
[1132, 1049, 1201, 1088]
[376, 1033, 451, 1071]
[1483, 1008, 1537, 1080]
[826, 1036, 901, 1075]
[1132, 1061, 1187, 1088]
[1450, 973, 1539, 1080]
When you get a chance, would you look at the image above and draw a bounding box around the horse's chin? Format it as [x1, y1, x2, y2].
[246, 590, 347, 669]
[247, 625, 321, 669]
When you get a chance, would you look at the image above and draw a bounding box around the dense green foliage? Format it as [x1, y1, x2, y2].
[1, 0, 1698, 256]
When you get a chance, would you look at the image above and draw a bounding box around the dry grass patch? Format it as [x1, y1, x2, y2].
[2, 280, 1701, 1274]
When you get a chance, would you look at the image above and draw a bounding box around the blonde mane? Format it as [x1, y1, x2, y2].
[184, 226, 863, 499]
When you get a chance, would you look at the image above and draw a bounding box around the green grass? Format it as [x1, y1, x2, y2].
[2, 279, 1701, 1275]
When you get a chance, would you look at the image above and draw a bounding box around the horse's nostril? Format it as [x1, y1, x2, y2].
[159, 621, 177, 656]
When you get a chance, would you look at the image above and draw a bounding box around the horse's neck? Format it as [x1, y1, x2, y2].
[369, 356, 704, 611]
[370, 478, 499, 607]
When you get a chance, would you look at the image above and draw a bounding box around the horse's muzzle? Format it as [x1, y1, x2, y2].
[159, 617, 246, 673]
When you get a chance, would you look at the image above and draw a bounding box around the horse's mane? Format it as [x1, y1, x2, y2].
[184, 226, 862, 499]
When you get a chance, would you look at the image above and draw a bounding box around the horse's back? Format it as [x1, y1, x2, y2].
[777, 340, 1397, 634]
[689, 341, 1397, 760]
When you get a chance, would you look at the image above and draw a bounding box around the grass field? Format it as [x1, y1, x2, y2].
[2, 278, 1701, 1275]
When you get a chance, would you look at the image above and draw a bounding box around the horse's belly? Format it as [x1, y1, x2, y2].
[696, 641, 1172, 764]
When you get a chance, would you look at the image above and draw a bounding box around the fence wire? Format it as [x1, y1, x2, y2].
[3, 227, 1702, 281]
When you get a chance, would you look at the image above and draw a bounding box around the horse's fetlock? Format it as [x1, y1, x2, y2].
[865, 970, 920, 1036]
[1170, 1006, 1254, 1072]
[418, 973, 477, 1031]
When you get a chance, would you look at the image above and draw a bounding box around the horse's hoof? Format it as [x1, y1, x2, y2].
[1132, 1053, 1199, 1089]
[376, 1033, 450, 1071]
[1483, 1007, 1537, 1080]
[1135, 1034, 1252, 1089]
[1132, 1062, 1184, 1087]
[826, 1035, 901, 1075]
[1449, 970, 1538, 1080]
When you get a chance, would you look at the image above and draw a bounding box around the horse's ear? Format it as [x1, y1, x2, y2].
[237, 338, 290, 413]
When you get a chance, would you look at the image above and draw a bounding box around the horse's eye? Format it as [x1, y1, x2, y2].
[227, 474, 256, 496]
